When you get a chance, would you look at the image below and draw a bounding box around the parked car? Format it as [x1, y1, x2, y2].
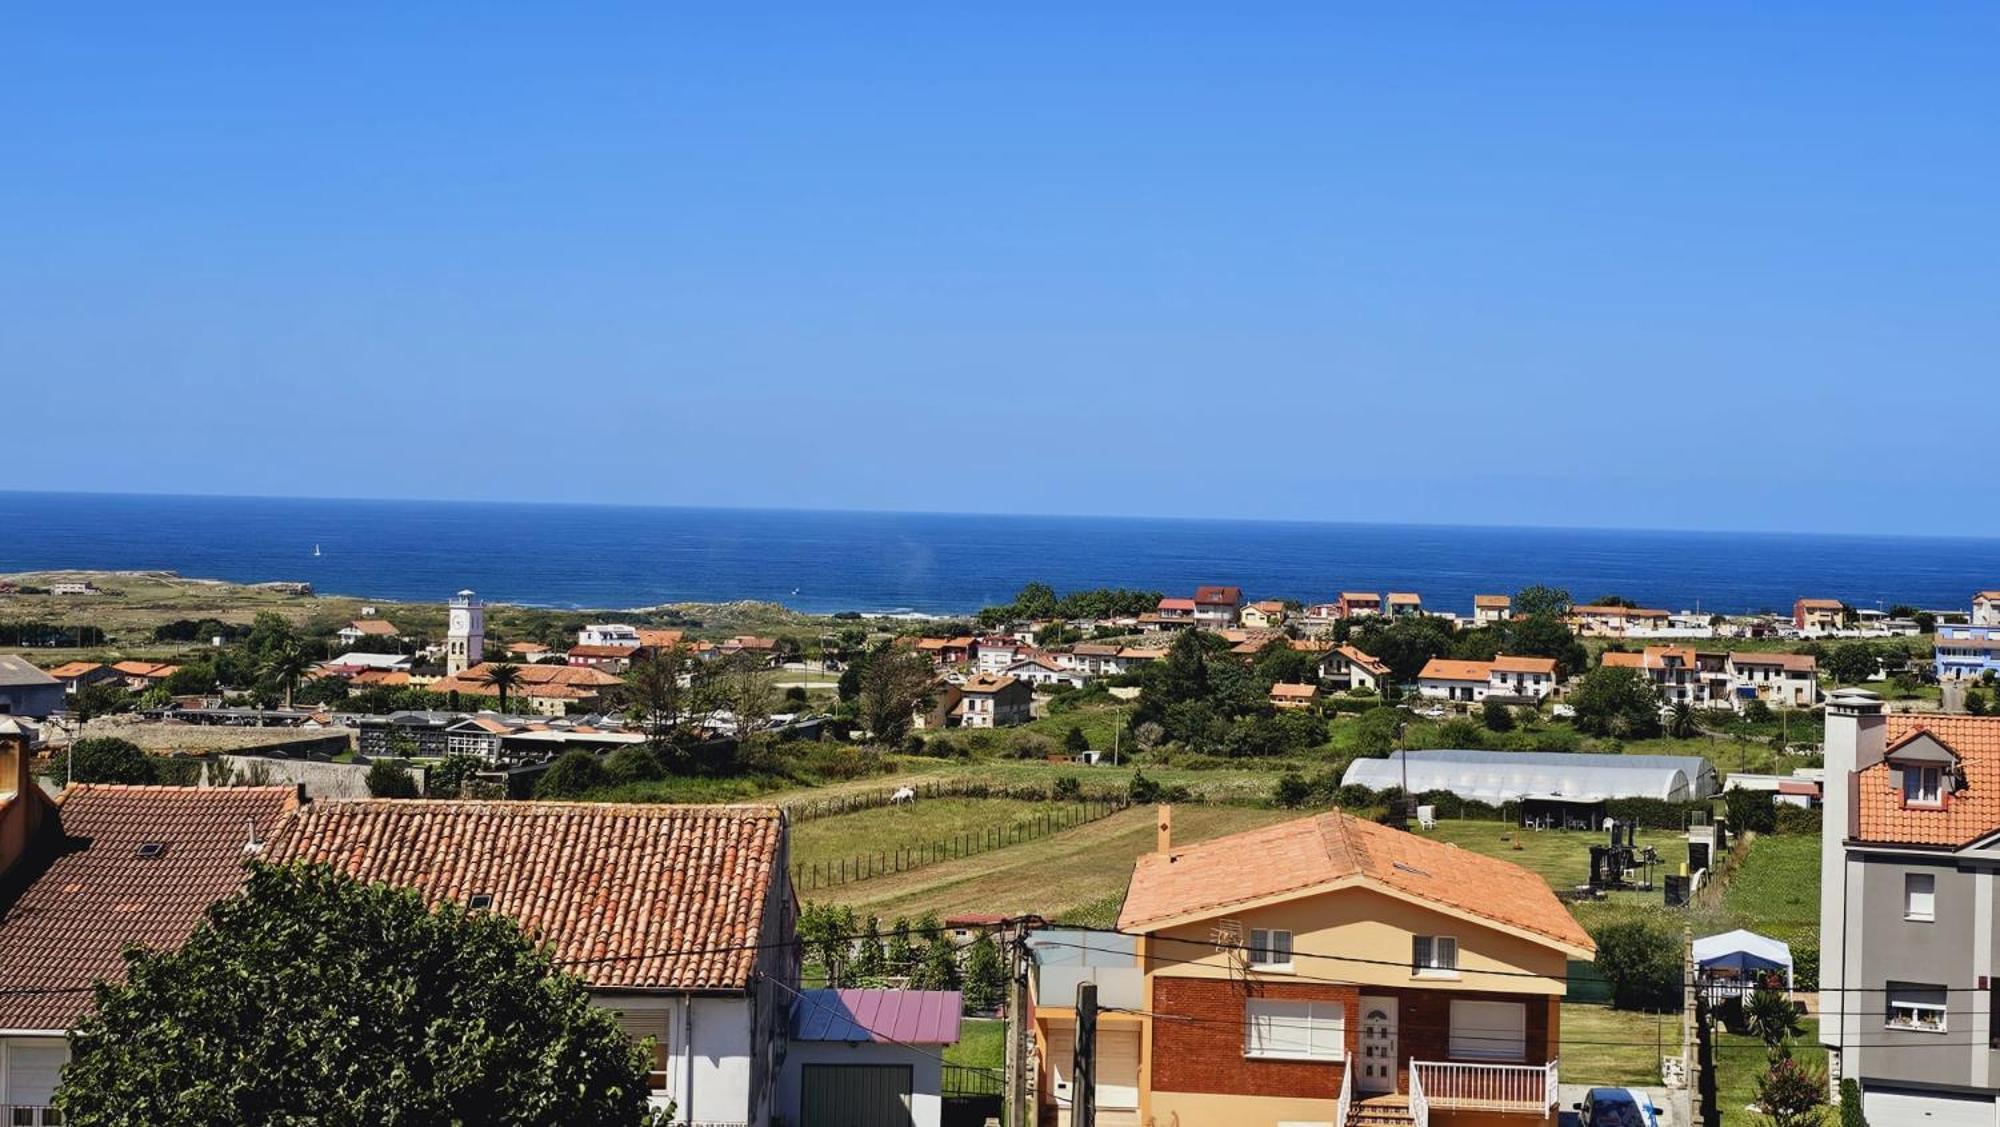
[1575, 1087, 1661, 1127]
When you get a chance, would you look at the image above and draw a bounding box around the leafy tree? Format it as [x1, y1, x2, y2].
[1351, 615, 1455, 683]
[162, 662, 216, 697]
[1968, 688, 1989, 717]
[1063, 725, 1089, 755]
[886, 917, 917, 974]
[536, 750, 609, 798]
[1824, 642, 1880, 684]
[1481, 699, 1515, 733]
[1589, 920, 1680, 1011]
[1570, 666, 1663, 739]
[1504, 612, 1590, 678]
[604, 744, 668, 784]
[1726, 788, 1778, 834]
[1351, 706, 1405, 758]
[854, 915, 886, 979]
[428, 755, 485, 798]
[57, 864, 652, 1126]
[625, 646, 698, 756]
[71, 680, 132, 724]
[1744, 698, 1774, 725]
[858, 644, 938, 744]
[64, 737, 158, 784]
[1513, 586, 1572, 618]
[1251, 638, 1317, 687]
[1588, 594, 1638, 608]
[961, 931, 1006, 1013]
[364, 760, 420, 798]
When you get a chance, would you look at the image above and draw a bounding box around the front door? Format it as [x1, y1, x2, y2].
[1357, 996, 1399, 1094]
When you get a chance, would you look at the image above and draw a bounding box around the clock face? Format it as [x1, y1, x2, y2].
[449, 610, 468, 634]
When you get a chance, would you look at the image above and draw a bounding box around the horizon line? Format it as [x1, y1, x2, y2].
[3, 487, 1996, 546]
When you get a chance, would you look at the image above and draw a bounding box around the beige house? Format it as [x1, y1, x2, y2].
[1472, 595, 1512, 626]
[1241, 600, 1288, 630]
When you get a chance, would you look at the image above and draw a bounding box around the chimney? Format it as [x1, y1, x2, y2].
[1820, 688, 1883, 1070]
[1156, 804, 1173, 854]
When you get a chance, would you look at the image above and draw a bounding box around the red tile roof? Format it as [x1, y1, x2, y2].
[1193, 586, 1243, 605]
[344, 619, 399, 636]
[1473, 595, 1511, 608]
[1119, 810, 1593, 956]
[0, 785, 300, 1031]
[1156, 598, 1196, 612]
[1490, 655, 1558, 675]
[267, 801, 785, 992]
[46, 661, 106, 679]
[1419, 658, 1492, 682]
[1856, 715, 2000, 847]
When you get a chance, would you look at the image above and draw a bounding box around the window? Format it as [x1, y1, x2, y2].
[1904, 766, 1944, 807]
[1244, 998, 1345, 1061]
[1249, 928, 1294, 969]
[1885, 983, 1948, 1033]
[1904, 872, 1936, 922]
[1413, 935, 1458, 977]
[1449, 1000, 1528, 1061]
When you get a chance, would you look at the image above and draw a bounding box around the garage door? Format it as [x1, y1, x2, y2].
[1864, 1087, 1997, 1127]
[802, 1063, 914, 1127]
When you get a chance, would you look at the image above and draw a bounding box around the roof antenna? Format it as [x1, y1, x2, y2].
[243, 816, 264, 855]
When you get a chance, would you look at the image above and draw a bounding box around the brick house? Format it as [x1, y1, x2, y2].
[1038, 806, 1592, 1127]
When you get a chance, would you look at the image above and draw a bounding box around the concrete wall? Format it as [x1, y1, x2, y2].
[777, 1041, 943, 1127]
[1852, 853, 1997, 1092]
[203, 754, 424, 800]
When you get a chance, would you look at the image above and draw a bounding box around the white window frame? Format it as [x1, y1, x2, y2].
[1904, 872, 1936, 922]
[1885, 983, 1948, 1033]
[1248, 928, 1295, 971]
[1904, 765, 1944, 807]
[1244, 998, 1345, 1061]
[1448, 999, 1529, 1062]
[1413, 934, 1459, 978]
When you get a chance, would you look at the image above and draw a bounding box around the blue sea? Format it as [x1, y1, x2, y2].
[0, 492, 1993, 617]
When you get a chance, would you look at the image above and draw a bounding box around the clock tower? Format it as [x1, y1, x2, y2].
[446, 589, 485, 675]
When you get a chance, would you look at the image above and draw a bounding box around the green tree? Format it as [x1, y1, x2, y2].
[64, 737, 158, 784]
[1351, 706, 1405, 758]
[1481, 699, 1515, 733]
[1823, 641, 1880, 684]
[364, 760, 420, 798]
[536, 750, 609, 798]
[1589, 920, 1680, 1011]
[57, 864, 652, 1127]
[1063, 725, 1089, 755]
[1351, 615, 1455, 683]
[961, 931, 1006, 1013]
[1512, 585, 1573, 618]
[428, 755, 484, 798]
[485, 660, 524, 713]
[886, 917, 917, 974]
[854, 915, 886, 979]
[1667, 701, 1698, 739]
[1504, 612, 1590, 678]
[1839, 1079, 1869, 1126]
[1743, 985, 1804, 1050]
[858, 644, 938, 744]
[604, 744, 668, 784]
[71, 680, 132, 724]
[1570, 666, 1663, 739]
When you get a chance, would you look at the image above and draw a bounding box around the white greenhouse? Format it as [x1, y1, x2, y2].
[1340, 748, 1719, 804]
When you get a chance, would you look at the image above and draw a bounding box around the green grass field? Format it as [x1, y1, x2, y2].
[1560, 1003, 1672, 1087]
[945, 1017, 1007, 1070]
[814, 803, 1296, 922]
[1718, 832, 1821, 943]
[792, 797, 1083, 879]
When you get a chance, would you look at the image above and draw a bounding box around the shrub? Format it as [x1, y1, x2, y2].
[1790, 942, 1820, 992]
[1840, 1079, 1868, 1126]
[364, 761, 420, 799]
[1007, 732, 1056, 760]
[603, 744, 667, 784]
[1481, 699, 1515, 733]
[61, 737, 158, 785]
[1063, 725, 1089, 754]
[1775, 803, 1822, 835]
[1726, 788, 1778, 835]
[535, 750, 608, 798]
[1052, 775, 1083, 801]
[1589, 919, 1681, 1011]
[1273, 772, 1312, 808]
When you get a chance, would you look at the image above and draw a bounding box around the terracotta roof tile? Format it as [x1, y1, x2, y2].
[1117, 810, 1592, 956]
[1490, 655, 1557, 675]
[0, 785, 300, 1031]
[1856, 715, 2000, 847]
[267, 801, 785, 992]
[1473, 595, 1511, 608]
[1419, 658, 1493, 682]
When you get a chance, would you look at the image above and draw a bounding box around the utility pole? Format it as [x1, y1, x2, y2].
[1005, 918, 1031, 1127]
[1073, 981, 1097, 1127]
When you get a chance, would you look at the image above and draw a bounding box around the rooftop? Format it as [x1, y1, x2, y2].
[791, 988, 962, 1045]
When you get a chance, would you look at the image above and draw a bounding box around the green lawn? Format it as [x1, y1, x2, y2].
[945, 1017, 1007, 1070]
[792, 798, 1087, 882]
[1713, 1018, 1824, 1121]
[1719, 832, 1821, 943]
[1560, 1003, 1670, 1087]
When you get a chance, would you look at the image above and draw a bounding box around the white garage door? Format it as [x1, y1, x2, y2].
[1864, 1087, 1997, 1127]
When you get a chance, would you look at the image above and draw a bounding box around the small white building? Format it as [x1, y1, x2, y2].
[578, 623, 644, 648]
[1002, 656, 1087, 689]
[1472, 594, 1512, 626]
[777, 990, 960, 1127]
[1415, 655, 1558, 703]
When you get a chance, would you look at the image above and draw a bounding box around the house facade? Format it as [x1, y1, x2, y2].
[1725, 652, 1819, 709]
[1038, 807, 1591, 1127]
[1320, 645, 1389, 694]
[1193, 586, 1245, 629]
[1819, 694, 2000, 1125]
[0, 658, 64, 718]
[1935, 623, 2000, 681]
[1336, 593, 1383, 620]
[1414, 657, 1557, 704]
[1794, 598, 1849, 636]
[1472, 596, 1512, 627]
[270, 800, 798, 1126]
[1241, 600, 1288, 630]
[1387, 593, 1423, 617]
[955, 673, 1032, 728]
[1975, 591, 2000, 628]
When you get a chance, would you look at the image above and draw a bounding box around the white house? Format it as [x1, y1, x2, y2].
[1472, 594, 1512, 626]
[1414, 655, 1559, 703]
[1415, 658, 1494, 702]
[1002, 656, 1087, 689]
[1486, 655, 1560, 700]
[777, 990, 960, 1127]
[1725, 652, 1819, 709]
[1973, 590, 2000, 627]
[578, 623, 644, 648]
[1317, 644, 1388, 692]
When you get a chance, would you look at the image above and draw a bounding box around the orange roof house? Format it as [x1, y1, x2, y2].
[1067, 808, 1590, 1127]
[1269, 682, 1320, 708]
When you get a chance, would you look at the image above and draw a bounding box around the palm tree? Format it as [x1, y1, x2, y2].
[1744, 983, 1805, 1055]
[264, 641, 309, 710]
[485, 660, 523, 714]
[1668, 700, 1698, 739]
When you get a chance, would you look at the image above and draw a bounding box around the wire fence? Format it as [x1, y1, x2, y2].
[790, 796, 1129, 892]
[782, 777, 1125, 824]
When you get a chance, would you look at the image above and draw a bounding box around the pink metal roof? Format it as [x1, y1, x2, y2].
[792, 989, 963, 1045]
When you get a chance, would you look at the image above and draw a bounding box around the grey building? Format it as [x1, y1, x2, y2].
[1820, 689, 2000, 1124]
[0, 658, 63, 719]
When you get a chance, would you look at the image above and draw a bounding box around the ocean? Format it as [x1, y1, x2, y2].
[0, 491, 1993, 617]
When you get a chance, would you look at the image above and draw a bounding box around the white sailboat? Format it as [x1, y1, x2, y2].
[313, 544, 321, 557]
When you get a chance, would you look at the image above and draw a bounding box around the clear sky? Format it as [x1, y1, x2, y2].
[6, 4, 1995, 535]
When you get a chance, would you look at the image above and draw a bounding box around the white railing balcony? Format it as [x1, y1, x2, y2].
[1410, 1059, 1558, 1116]
[1335, 1058, 1354, 1127]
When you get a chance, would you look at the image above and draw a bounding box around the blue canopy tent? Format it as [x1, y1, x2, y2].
[1693, 929, 1793, 999]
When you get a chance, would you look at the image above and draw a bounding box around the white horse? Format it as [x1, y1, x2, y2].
[889, 786, 917, 806]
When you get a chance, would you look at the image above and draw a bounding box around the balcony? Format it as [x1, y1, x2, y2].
[1409, 1059, 1558, 1120]
[1028, 929, 1141, 1011]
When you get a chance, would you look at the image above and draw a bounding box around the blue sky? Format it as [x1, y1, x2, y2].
[5, 3, 1994, 535]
